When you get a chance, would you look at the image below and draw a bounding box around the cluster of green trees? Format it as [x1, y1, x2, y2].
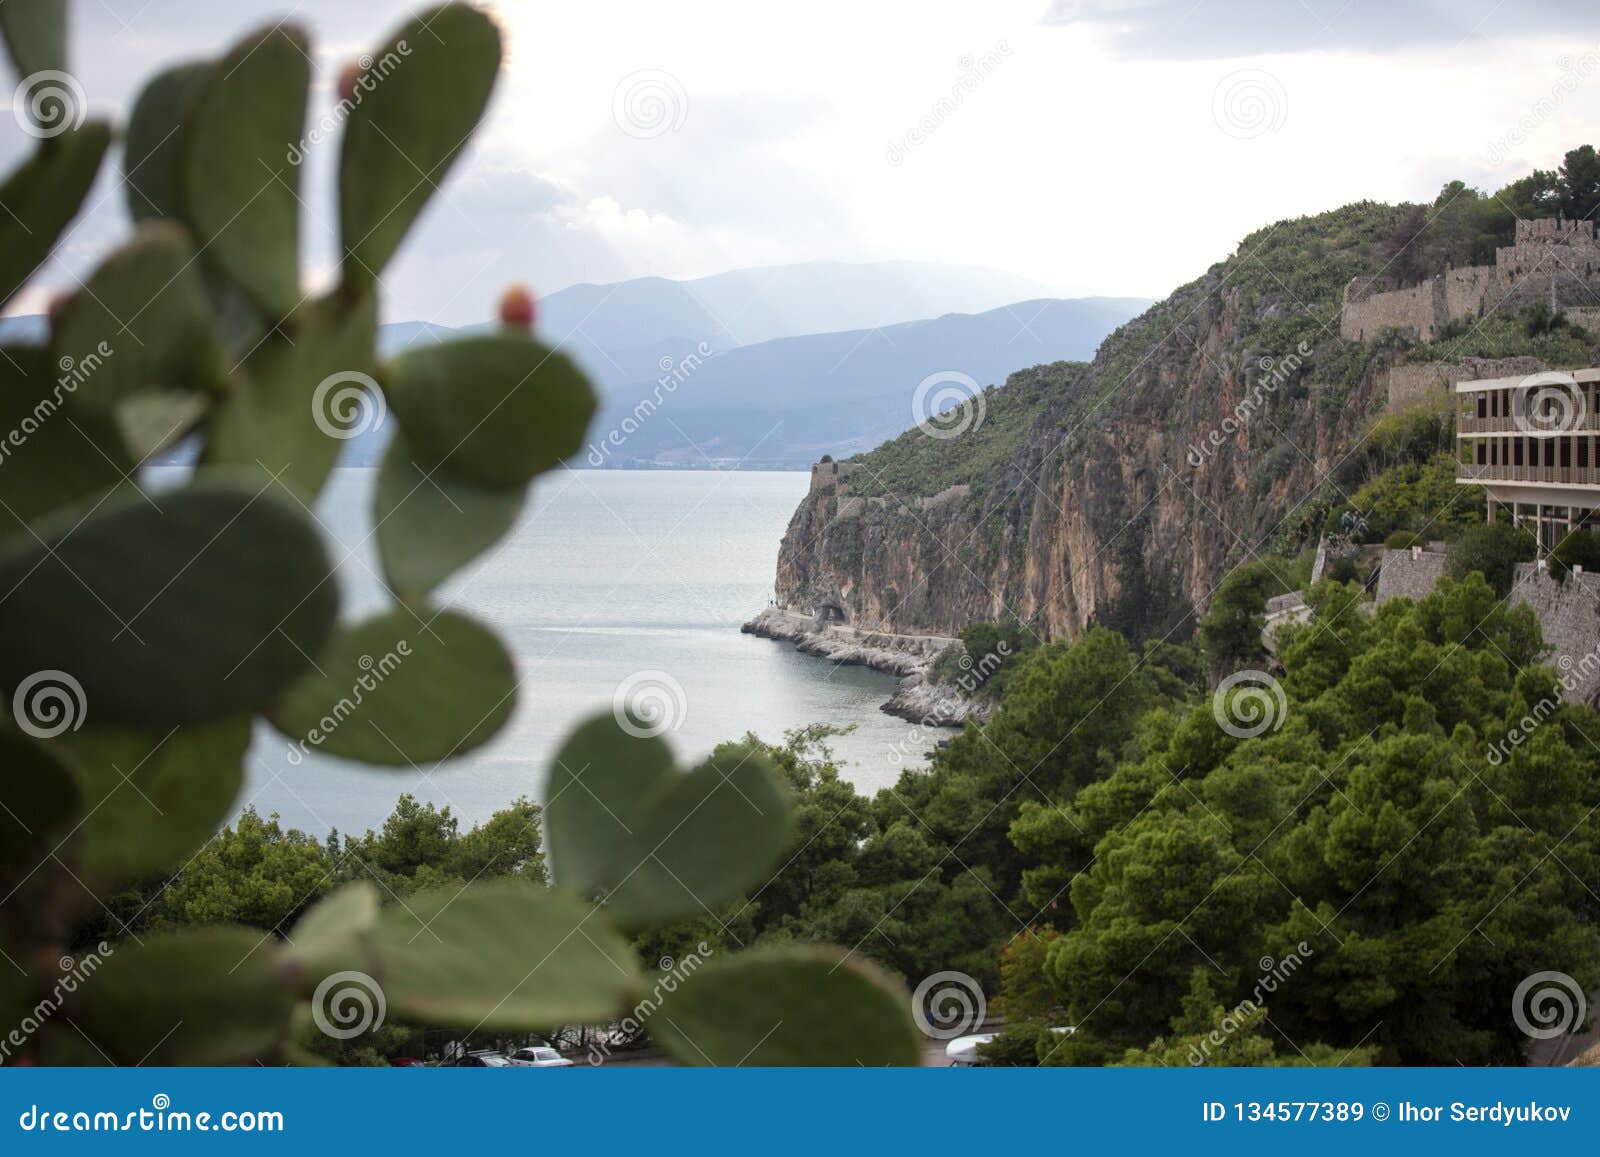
[755, 572, 1596, 1066]
[83, 796, 547, 948]
[1384, 145, 1600, 284]
[118, 559, 1600, 1067]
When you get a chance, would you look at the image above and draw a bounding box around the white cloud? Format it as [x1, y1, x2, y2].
[5, 0, 1600, 324]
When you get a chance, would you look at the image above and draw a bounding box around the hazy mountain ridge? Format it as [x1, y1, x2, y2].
[585, 296, 1152, 468]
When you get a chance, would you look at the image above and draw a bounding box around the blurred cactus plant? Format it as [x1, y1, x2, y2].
[0, 1, 917, 1066]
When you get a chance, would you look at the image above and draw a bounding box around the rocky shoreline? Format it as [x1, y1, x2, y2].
[881, 674, 994, 728]
[740, 606, 990, 728]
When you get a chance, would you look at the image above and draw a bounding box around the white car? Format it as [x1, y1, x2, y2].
[507, 1046, 574, 1068]
[945, 1026, 1075, 1066]
[944, 1033, 997, 1066]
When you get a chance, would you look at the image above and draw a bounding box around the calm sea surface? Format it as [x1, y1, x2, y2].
[228, 468, 930, 837]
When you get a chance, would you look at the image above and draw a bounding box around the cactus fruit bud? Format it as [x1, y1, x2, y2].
[499, 285, 536, 331]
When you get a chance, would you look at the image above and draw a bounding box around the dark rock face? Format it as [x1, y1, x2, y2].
[771, 257, 1396, 643]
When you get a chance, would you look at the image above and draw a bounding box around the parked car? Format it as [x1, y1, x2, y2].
[944, 1033, 997, 1066]
[507, 1046, 574, 1068]
[452, 1050, 514, 1067]
[945, 1026, 1074, 1066]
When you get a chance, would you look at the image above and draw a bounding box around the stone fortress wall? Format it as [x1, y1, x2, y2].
[808, 458, 860, 494]
[1378, 355, 1545, 410]
[1342, 218, 1600, 343]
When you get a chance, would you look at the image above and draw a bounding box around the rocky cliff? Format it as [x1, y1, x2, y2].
[768, 203, 1483, 642]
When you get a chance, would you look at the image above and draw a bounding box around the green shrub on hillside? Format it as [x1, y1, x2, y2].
[1446, 522, 1538, 596]
[1550, 529, 1600, 581]
[1405, 308, 1600, 365]
[1344, 452, 1484, 542]
[848, 363, 1085, 497]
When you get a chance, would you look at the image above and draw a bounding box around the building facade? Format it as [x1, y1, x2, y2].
[1456, 368, 1600, 551]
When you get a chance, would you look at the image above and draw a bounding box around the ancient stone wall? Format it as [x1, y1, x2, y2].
[808, 458, 860, 494]
[1340, 280, 1440, 342]
[1341, 218, 1600, 344]
[1379, 356, 1545, 411]
[1509, 563, 1600, 705]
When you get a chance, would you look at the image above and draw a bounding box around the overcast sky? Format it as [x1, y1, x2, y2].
[6, 0, 1600, 324]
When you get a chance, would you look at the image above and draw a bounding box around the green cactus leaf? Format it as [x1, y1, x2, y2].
[116, 390, 208, 461]
[0, 123, 111, 309]
[268, 607, 515, 767]
[358, 881, 638, 1029]
[123, 61, 209, 223]
[58, 925, 295, 1065]
[202, 293, 378, 499]
[546, 714, 792, 928]
[339, 4, 502, 288]
[0, 0, 66, 84]
[0, 480, 338, 728]
[0, 345, 134, 540]
[648, 945, 922, 1066]
[374, 431, 524, 600]
[50, 222, 228, 412]
[180, 25, 309, 318]
[0, 731, 80, 871]
[387, 336, 597, 488]
[52, 717, 249, 891]
[285, 881, 379, 975]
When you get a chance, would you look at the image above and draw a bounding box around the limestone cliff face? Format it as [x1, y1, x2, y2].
[771, 211, 1434, 641]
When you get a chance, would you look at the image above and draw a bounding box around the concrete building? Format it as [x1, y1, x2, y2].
[1455, 368, 1600, 552]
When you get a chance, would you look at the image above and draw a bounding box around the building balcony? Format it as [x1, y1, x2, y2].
[1457, 461, 1600, 487]
[1458, 414, 1600, 435]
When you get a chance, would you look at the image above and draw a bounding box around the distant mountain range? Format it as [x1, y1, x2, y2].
[0, 261, 1150, 470]
[586, 296, 1151, 468]
[536, 260, 1061, 390]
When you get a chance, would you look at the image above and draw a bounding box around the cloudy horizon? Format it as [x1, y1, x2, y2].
[5, 0, 1600, 325]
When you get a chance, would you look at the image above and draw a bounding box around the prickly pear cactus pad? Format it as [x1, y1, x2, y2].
[0, 0, 919, 1069]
